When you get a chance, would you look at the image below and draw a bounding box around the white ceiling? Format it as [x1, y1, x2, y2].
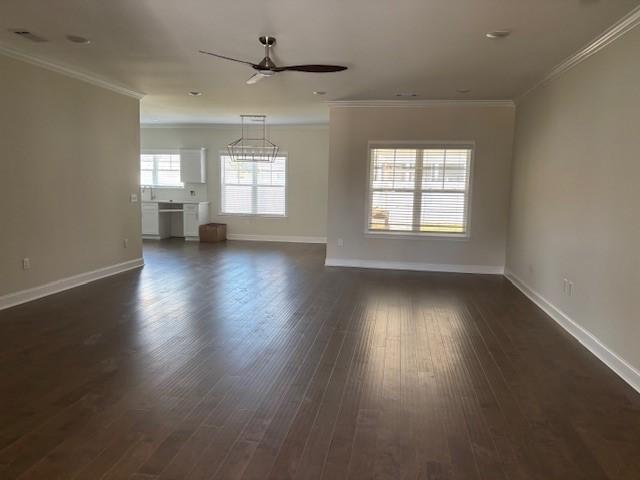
[1, 0, 638, 124]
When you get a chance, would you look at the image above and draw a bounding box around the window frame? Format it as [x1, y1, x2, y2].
[364, 141, 474, 240]
[218, 151, 289, 218]
[140, 149, 184, 189]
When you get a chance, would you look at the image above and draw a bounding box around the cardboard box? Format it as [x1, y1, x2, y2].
[199, 223, 226, 242]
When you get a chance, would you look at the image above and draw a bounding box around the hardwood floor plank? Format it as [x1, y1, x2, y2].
[0, 240, 638, 479]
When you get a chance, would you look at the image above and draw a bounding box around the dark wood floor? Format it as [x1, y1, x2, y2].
[1, 240, 640, 479]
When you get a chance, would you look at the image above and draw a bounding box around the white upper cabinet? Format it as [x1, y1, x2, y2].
[180, 148, 207, 184]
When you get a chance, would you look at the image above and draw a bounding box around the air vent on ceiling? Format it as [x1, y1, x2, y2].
[10, 29, 48, 43]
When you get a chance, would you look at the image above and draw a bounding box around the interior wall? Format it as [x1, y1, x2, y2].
[0, 54, 142, 298]
[326, 105, 515, 271]
[507, 27, 640, 371]
[140, 125, 329, 240]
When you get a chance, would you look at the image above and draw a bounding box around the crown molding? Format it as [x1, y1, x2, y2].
[327, 99, 515, 108]
[517, 5, 640, 103]
[141, 123, 237, 129]
[140, 122, 329, 129]
[0, 44, 145, 100]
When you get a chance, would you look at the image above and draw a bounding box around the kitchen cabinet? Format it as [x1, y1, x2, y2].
[141, 201, 209, 240]
[183, 207, 198, 238]
[141, 203, 159, 236]
[180, 148, 207, 184]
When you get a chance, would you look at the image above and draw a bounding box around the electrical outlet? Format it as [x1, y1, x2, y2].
[130, 193, 138, 203]
[123, 238, 129, 248]
[22, 258, 30, 270]
[337, 238, 344, 247]
[568, 281, 573, 297]
[563, 278, 568, 294]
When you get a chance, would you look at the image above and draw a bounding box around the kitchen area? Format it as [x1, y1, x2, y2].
[140, 148, 210, 241]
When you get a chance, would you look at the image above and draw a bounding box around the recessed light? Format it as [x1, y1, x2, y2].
[188, 91, 203, 96]
[395, 93, 418, 97]
[313, 91, 326, 95]
[457, 88, 471, 94]
[486, 30, 511, 39]
[10, 29, 47, 42]
[66, 34, 91, 44]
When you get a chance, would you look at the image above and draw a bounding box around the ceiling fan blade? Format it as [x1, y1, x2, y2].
[199, 50, 257, 67]
[272, 64, 347, 73]
[246, 72, 268, 84]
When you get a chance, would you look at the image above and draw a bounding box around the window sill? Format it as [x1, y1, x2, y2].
[365, 231, 470, 241]
[217, 212, 288, 219]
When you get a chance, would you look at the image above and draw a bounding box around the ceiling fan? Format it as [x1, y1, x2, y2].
[199, 36, 347, 84]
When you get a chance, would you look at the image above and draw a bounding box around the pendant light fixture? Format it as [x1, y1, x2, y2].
[227, 115, 279, 162]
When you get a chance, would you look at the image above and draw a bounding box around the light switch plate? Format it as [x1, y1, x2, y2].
[130, 193, 138, 203]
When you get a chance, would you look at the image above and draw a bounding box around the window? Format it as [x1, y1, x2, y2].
[367, 145, 472, 236]
[220, 154, 287, 216]
[140, 151, 183, 187]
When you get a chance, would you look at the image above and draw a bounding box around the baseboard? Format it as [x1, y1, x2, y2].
[505, 269, 640, 395]
[227, 234, 327, 244]
[0, 258, 144, 311]
[324, 257, 504, 274]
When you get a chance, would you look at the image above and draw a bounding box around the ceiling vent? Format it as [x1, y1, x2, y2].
[10, 29, 48, 42]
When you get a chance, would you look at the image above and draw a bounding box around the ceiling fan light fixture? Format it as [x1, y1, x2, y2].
[227, 115, 279, 163]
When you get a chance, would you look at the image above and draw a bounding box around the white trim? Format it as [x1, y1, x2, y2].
[517, 5, 640, 102]
[364, 231, 470, 242]
[227, 234, 327, 244]
[367, 140, 476, 148]
[219, 153, 288, 218]
[141, 148, 182, 155]
[0, 44, 145, 99]
[0, 258, 144, 311]
[505, 269, 640, 395]
[325, 258, 503, 275]
[141, 123, 329, 129]
[328, 100, 515, 108]
[364, 142, 474, 240]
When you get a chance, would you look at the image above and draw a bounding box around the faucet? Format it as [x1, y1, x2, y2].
[142, 186, 156, 200]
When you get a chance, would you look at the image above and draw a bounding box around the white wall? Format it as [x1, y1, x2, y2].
[0, 54, 142, 298]
[326, 104, 515, 272]
[140, 125, 329, 240]
[507, 26, 640, 374]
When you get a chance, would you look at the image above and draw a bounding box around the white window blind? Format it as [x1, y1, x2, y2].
[140, 152, 183, 187]
[367, 146, 472, 236]
[220, 154, 287, 216]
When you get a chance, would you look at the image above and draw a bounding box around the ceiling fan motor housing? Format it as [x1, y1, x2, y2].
[256, 36, 277, 71]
